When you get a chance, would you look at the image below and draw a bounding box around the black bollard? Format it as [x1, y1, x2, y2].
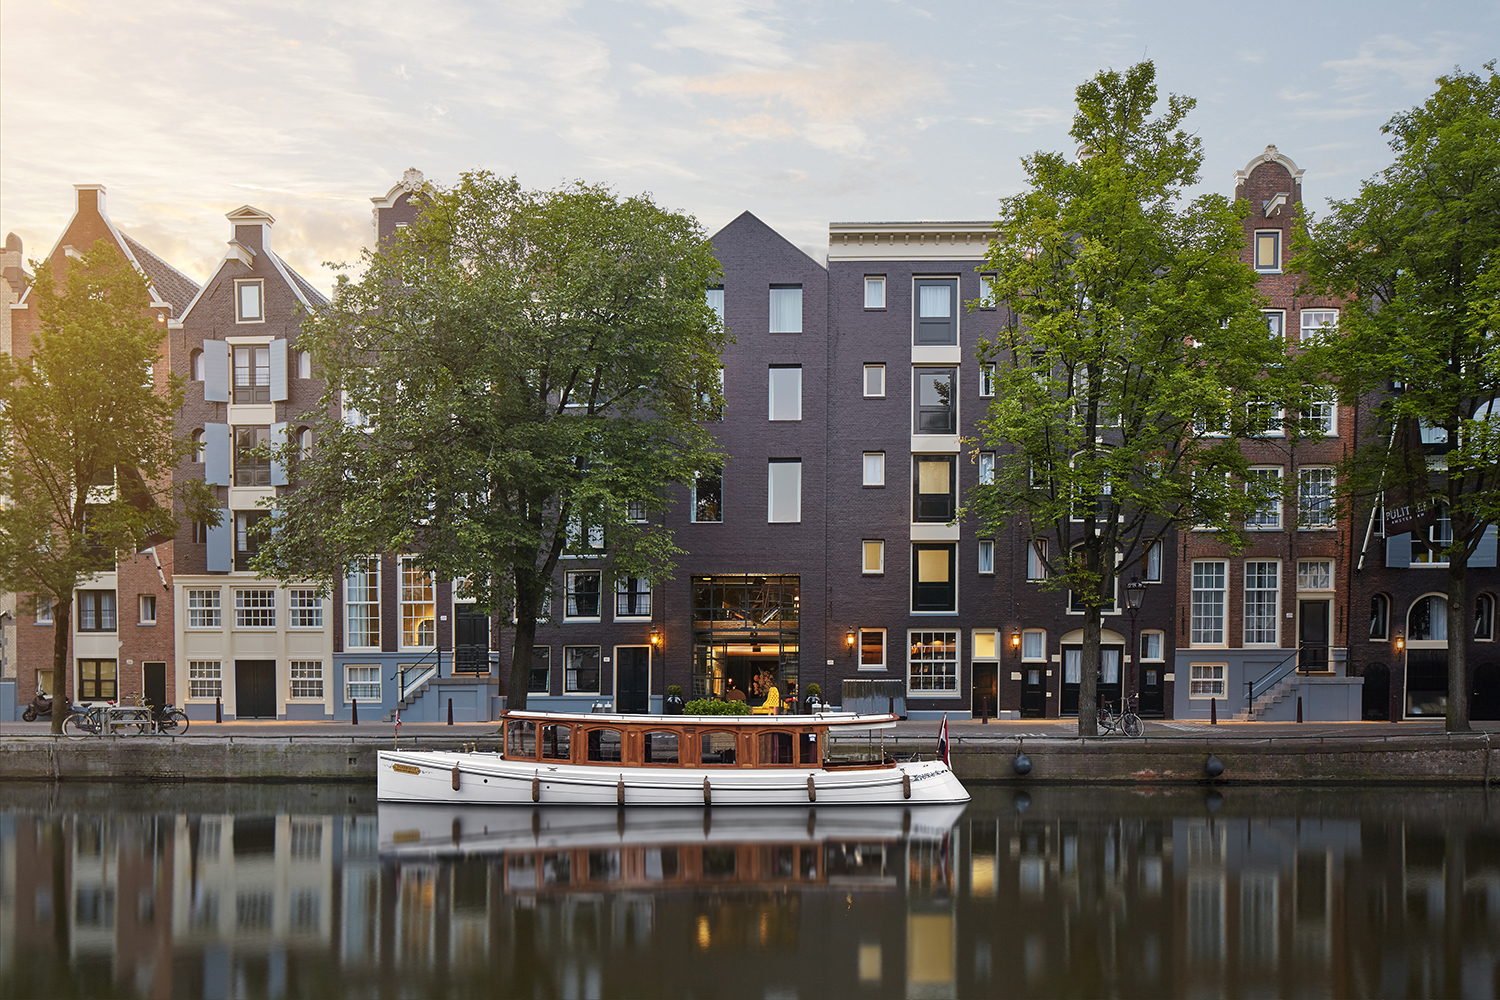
[351, 698, 359, 725]
[1296, 696, 1303, 723]
[1210, 697, 1217, 725]
[448, 698, 454, 725]
[215, 696, 222, 724]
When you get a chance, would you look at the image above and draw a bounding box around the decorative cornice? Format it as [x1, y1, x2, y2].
[1234, 145, 1304, 187]
[827, 221, 997, 261]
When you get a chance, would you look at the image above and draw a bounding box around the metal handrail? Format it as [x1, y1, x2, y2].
[391, 647, 442, 705]
[1245, 644, 1325, 705]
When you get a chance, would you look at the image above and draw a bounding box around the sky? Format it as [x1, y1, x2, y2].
[2, 0, 1496, 296]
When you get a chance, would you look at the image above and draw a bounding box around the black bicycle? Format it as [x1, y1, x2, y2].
[1097, 696, 1144, 738]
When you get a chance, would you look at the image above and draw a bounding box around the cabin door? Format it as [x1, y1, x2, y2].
[615, 646, 651, 714]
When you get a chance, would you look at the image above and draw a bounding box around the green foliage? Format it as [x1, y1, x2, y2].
[684, 698, 744, 716]
[1296, 62, 1500, 731]
[0, 240, 217, 729]
[255, 172, 727, 710]
[805, 683, 821, 699]
[970, 62, 1308, 735]
[666, 684, 684, 698]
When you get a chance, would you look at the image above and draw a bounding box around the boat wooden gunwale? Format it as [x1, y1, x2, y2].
[376, 708, 970, 807]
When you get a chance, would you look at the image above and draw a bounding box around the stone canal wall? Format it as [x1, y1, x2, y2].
[1, 733, 1496, 784]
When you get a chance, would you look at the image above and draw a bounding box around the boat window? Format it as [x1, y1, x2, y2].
[506, 720, 536, 759]
[700, 731, 737, 765]
[586, 728, 623, 762]
[541, 853, 571, 886]
[759, 731, 794, 765]
[588, 850, 621, 882]
[799, 731, 818, 765]
[645, 847, 681, 880]
[703, 846, 737, 879]
[644, 730, 679, 764]
[540, 724, 571, 760]
[761, 846, 796, 879]
[506, 854, 537, 892]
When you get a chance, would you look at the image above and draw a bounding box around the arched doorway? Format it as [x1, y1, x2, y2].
[1404, 594, 1449, 719]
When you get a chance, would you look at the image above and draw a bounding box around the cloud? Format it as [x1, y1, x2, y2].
[1323, 34, 1470, 92]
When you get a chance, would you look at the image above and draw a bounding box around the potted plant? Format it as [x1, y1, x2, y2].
[664, 684, 685, 715]
[805, 683, 823, 714]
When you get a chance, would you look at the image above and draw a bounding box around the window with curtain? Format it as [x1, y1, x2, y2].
[769, 285, 802, 333]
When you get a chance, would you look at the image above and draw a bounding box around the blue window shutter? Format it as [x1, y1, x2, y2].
[206, 515, 232, 572]
[270, 422, 289, 486]
[202, 341, 229, 402]
[270, 338, 288, 401]
[204, 423, 230, 486]
[1386, 532, 1411, 569]
[1473, 526, 1498, 568]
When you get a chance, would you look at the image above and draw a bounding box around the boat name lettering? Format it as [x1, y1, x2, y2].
[392, 763, 421, 775]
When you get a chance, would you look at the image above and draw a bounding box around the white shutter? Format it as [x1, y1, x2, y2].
[269, 339, 288, 401]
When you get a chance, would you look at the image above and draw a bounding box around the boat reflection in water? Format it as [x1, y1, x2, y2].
[379, 802, 966, 895]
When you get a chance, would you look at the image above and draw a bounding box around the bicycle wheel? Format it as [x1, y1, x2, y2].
[1095, 709, 1114, 735]
[62, 714, 92, 739]
[159, 709, 189, 736]
[1122, 713, 1144, 739]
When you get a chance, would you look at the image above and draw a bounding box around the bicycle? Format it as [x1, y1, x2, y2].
[62, 703, 106, 739]
[127, 693, 191, 735]
[1097, 696, 1144, 738]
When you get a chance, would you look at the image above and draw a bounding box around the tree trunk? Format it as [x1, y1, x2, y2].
[1079, 606, 1101, 737]
[49, 600, 70, 735]
[1446, 558, 1471, 732]
[507, 608, 537, 714]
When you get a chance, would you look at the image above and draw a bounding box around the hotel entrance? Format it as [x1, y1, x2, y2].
[692, 575, 800, 712]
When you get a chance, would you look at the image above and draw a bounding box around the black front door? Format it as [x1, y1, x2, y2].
[453, 610, 490, 674]
[1061, 645, 1123, 716]
[1021, 665, 1045, 718]
[144, 662, 166, 713]
[971, 663, 998, 719]
[1299, 601, 1330, 670]
[1137, 662, 1165, 717]
[235, 660, 277, 718]
[616, 647, 650, 714]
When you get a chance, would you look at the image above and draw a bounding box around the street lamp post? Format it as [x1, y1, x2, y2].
[1124, 576, 1147, 710]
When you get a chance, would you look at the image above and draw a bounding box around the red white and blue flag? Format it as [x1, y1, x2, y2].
[395, 711, 401, 730]
[937, 713, 950, 767]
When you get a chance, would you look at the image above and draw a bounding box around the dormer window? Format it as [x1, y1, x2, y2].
[1254, 230, 1281, 273]
[236, 279, 264, 323]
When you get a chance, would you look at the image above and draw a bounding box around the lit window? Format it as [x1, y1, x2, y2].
[864, 364, 886, 398]
[400, 557, 435, 647]
[911, 545, 956, 613]
[859, 628, 886, 669]
[864, 276, 885, 309]
[863, 451, 885, 487]
[913, 456, 956, 522]
[290, 661, 323, 699]
[862, 540, 884, 575]
[78, 659, 117, 701]
[1254, 231, 1280, 272]
[908, 630, 958, 692]
[769, 285, 802, 333]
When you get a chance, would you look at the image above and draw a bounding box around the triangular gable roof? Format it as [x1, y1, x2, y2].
[711, 211, 826, 271]
[178, 242, 328, 322]
[42, 185, 195, 315]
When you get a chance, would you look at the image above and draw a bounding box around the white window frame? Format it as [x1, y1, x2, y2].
[1300, 309, 1338, 344]
[1297, 468, 1336, 529]
[1243, 560, 1281, 647]
[1246, 466, 1284, 530]
[768, 459, 801, 523]
[289, 590, 323, 629]
[768, 365, 802, 421]
[864, 276, 885, 309]
[187, 589, 221, 629]
[1190, 561, 1227, 647]
[858, 628, 887, 670]
[345, 664, 380, 703]
[614, 576, 652, 619]
[1139, 630, 1165, 662]
[297, 350, 312, 379]
[980, 363, 995, 398]
[1189, 662, 1227, 699]
[138, 593, 157, 625]
[1262, 310, 1285, 342]
[344, 557, 380, 650]
[978, 274, 996, 310]
[290, 660, 324, 699]
[399, 556, 436, 650]
[36, 597, 54, 625]
[564, 570, 603, 621]
[978, 452, 995, 485]
[235, 589, 276, 628]
[235, 279, 265, 323]
[907, 629, 960, 697]
[188, 660, 222, 700]
[862, 539, 885, 575]
[1026, 539, 1048, 581]
[972, 629, 999, 661]
[1304, 393, 1337, 436]
[1144, 540, 1163, 582]
[769, 285, 803, 334]
[862, 451, 885, 487]
[863, 364, 886, 398]
[1296, 560, 1334, 592]
[1021, 629, 1046, 662]
[978, 539, 995, 575]
[705, 286, 724, 323]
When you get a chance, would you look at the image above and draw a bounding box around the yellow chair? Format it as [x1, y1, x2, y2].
[751, 686, 781, 715]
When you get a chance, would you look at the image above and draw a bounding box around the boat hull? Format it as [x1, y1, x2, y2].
[377, 749, 970, 807]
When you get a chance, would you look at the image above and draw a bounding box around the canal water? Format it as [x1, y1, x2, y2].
[1, 782, 1497, 999]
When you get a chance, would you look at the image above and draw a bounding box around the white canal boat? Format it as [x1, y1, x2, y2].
[376, 709, 970, 807]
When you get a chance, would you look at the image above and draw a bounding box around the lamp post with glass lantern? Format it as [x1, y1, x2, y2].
[1124, 576, 1147, 710]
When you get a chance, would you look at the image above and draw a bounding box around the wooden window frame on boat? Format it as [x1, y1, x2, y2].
[499, 717, 826, 769]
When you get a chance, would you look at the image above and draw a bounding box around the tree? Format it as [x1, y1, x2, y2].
[255, 172, 726, 710]
[969, 62, 1307, 735]
[1296, 64, 1500, 732]
[0, 241, 216, 733]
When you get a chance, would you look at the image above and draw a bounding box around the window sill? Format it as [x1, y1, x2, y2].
[138, 622, 157, 627]
[563, 618, 602, 624]
[613, 616, 651, 623]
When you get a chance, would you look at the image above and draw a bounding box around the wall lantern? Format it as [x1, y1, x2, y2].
[1010, 630, 1021, 654]
[845, 628, 856, 654]
[1394, 630, 1405, 652]
[650, 625, 662, 647]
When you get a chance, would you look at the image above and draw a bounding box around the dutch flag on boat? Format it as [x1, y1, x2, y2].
[937, 713, 950, 767]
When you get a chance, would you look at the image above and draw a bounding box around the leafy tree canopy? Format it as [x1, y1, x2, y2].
[0, 240, 216, 731]
[1296, 62, 1500, 731]
[256, 172, 727, 709]
[969, 62, 1311, 735]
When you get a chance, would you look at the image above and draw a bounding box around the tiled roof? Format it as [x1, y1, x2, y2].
[122, 235, 200, 315]
[283, 261, 329, 307]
